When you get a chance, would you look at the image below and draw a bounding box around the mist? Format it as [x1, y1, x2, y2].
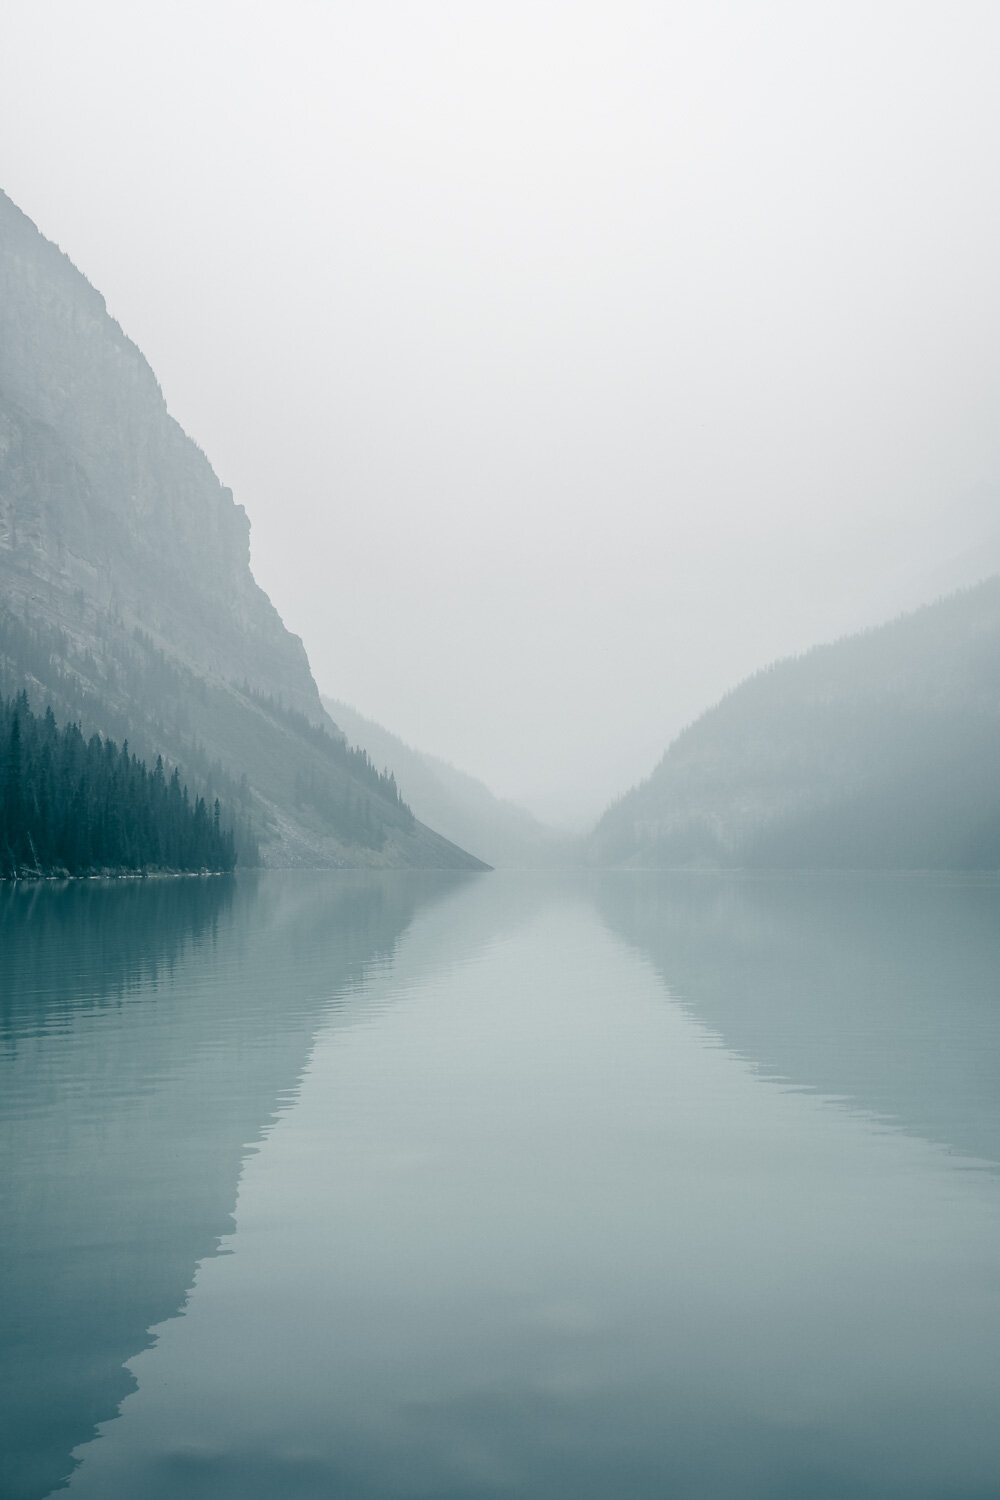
[3, 0, 999, 826]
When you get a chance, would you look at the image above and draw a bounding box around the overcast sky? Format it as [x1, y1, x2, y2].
[3, 1, 999, 824]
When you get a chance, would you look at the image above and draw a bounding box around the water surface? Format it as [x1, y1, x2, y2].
[2, 870, 999, 1498]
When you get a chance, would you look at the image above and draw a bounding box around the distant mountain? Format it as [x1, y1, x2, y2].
[322, 696, 569, 868]
[593, 577, 1000, 869]
[0, 189, 484, 869]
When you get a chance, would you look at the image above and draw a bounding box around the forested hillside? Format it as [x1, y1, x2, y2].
[0, 189, 484, 871]
[593, 578, 1000, 870]
[322, 697, 568, 868]
[0, 690, 237, 876]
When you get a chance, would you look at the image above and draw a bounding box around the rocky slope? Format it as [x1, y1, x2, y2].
[323, 696, 570, 868]
[0, 189, 484, 869]
[0, 192, 320, 720]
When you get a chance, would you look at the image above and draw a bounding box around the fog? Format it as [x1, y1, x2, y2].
[2, 1, 999, 826]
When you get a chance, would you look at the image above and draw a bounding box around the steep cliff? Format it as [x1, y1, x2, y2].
[0, 190, 320, 718]
[0, 190, 485, 869]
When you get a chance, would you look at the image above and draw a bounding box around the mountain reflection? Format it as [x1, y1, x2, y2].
[0, 875, 235, 1039]
[596, 870, 1000, 1166]
[0, 871, 462, 1500]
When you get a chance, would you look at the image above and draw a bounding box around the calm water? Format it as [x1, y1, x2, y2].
[2, 869, 1000, 1499]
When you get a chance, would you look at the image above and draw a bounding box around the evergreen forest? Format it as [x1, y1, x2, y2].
[0, 691, 237, 877]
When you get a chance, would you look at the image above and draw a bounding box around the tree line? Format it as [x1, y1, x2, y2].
[0, 607, 260, 864]
[0, 691, 237, 877]
[241, 683, 414, 819]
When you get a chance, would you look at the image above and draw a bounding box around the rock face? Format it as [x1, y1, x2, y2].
[0, 190, 319, 720]
[0, 190, 485, 870]
[592, 577, 1000, 870]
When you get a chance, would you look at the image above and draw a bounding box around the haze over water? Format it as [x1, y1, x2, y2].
[3, 870, 1000, 1499]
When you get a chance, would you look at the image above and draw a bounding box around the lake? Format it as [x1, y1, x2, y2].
[2, 868, 1000, 1499]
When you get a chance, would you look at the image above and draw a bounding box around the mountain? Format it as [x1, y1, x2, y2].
[321, 696, 569, 868]
[593, 577, 1000, 869]
[0, 189, 484, 870]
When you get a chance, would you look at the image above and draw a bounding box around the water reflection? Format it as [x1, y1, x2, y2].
[0, 871, 465, 1500]
[597, 870, 1000, 1164]
[56, 877, 1000, 1500]
[5, 872, 1000, 1500]
[0, 875, 235, 1038]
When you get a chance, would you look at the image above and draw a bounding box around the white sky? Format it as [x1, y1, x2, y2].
[2, 1, 999, 825]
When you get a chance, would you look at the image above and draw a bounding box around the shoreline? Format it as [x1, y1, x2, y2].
[1, 868, 235, 883]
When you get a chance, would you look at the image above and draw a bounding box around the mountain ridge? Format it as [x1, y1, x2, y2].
[593, 576, 1000, 870]
[0, 188, 485, 870]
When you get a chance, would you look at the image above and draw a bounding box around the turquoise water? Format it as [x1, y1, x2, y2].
[3, 870, 1000, 1499]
